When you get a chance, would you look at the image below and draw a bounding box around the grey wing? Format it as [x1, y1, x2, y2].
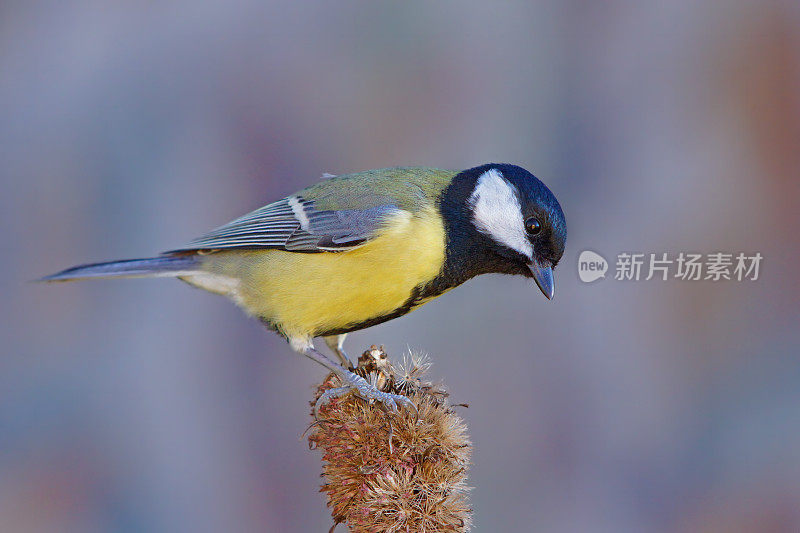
[171, 195, 401, 253]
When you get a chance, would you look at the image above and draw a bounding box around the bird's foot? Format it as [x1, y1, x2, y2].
[315, 371, 415, 419]
[346, 372, 416, 411]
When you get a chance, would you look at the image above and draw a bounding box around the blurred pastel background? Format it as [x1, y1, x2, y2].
[2, 2, 799, 532]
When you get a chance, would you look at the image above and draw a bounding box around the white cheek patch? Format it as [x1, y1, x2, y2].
[468, 169, 533, 259]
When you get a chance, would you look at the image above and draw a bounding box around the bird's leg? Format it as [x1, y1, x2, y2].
[323, 334, 352, 369]
[288, 337, 414, 414]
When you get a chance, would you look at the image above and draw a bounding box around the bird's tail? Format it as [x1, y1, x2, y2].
[38, 254, 201, 282]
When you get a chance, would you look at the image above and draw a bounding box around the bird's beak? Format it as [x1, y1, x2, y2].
[528, 261, 554, 300]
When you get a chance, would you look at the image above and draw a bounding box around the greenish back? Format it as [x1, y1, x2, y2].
[300, 167, 457, 212]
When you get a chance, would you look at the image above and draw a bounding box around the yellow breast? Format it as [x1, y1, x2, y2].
[192, 206, 446, 339]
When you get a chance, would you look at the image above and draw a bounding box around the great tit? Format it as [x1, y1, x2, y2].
[42, 163, 567, 409]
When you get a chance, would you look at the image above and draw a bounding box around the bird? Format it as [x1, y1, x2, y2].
[41, 163, 567, 410]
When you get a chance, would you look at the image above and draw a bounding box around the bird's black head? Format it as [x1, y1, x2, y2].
[439, 163, 567, 299]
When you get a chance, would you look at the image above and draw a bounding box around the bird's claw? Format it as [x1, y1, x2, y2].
[314, 372, 415, 419]
[346, 373, 415, 412]
[314, 386, 351, 420]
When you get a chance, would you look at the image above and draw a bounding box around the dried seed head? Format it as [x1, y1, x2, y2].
[309, 347, 472, 532]
[394, 351, 433, 391]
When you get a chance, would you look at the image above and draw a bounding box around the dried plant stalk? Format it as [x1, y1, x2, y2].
[308, 346, 472, 532]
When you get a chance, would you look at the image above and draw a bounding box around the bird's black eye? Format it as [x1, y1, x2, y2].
[525, 217, 542, 236]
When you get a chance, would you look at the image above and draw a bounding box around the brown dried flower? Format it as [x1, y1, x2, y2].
[308, 346, 472, 532]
